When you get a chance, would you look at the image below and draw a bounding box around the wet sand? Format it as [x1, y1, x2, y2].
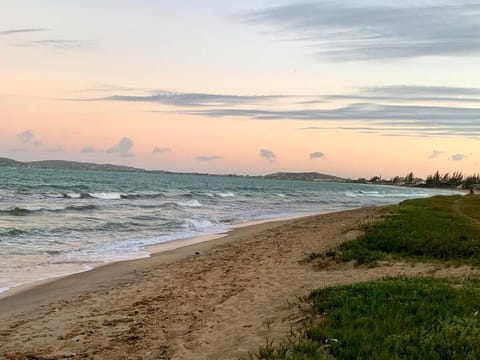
[1, 207, 476, 359]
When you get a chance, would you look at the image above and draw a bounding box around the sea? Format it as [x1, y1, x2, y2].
[0, 167, 458, 295]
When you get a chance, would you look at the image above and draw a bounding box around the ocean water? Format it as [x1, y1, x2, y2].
[0, 167, 457, 294]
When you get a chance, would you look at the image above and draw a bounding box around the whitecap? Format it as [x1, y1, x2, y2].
[177, 200, 203, 207]
[185, 219, 214, 229]
[89, 192, 122, 200]
[346, 191, 430, 199]
[45, 193, 66, 199]
[217, 192, 236, 198]
[65, 193, 81, 199]
[0, 287, 9, 294]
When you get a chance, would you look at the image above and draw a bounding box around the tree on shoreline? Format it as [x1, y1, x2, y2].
[426, 171, 479, 189]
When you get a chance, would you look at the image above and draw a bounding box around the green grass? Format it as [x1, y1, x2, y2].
[456, 195, 480, 223]
[334, 195, 480, 266]
[252, 277, 480, 360]
[250, 195, 480, 359]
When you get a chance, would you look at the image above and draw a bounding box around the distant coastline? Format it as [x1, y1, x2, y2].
[1, 156, 478, 190]
[0, 156, 347, 182]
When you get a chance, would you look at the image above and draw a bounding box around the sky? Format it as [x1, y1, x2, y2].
[1, 0, 480, 178]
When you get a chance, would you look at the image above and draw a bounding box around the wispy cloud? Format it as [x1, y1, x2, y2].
[360, 85, 480, 98]
[239, 1, 480, 61]
[295, 85, 480, 136]
[1, 28, 86, 50]
[17, 130, 35, 144]
[259, 148, 276, 162]
[107, 137, 134, 157]
[78, 84, 480, 109]
[326, 86, 480, 104]
[0, 28, 48, 36]
[30, 39, 85, 49]
[76, 84, 480, 138]
[429, 150, 444, 159]
[187, 103, 480, 122]
[195, 155, 222, 161]
[153, 147, 172, 155]
[451, 153, 467, 161]
[309, 151, 324, 160]
[76, 90, 286, 107]
[16, 130, 44, 146]
[187, 103, 480, 137]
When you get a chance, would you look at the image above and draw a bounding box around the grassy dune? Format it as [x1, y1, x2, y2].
[335, 195, 480, 265]
[252, 195, 480, 360]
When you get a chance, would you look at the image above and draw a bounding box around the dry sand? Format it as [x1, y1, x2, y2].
[0, 207, 477, 360]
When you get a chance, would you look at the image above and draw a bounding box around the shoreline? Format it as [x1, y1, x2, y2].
[0, 210, 334, 309]
[0, 210, 330, 301]
[143, 210, 325, 253]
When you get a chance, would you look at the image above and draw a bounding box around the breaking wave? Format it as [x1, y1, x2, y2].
[217, 192, 236, 198]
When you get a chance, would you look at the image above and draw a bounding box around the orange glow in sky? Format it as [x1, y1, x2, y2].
[1, 1, 479, 178]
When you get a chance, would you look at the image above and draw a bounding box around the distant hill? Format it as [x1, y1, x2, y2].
[262, 172, 346, 182]
[0, 157, 346, 183]
[0, 158, 23, 167]
[0, 158, 146, 172]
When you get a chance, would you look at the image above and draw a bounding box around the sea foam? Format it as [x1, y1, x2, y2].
[0, 287, 9, 294]
[89, 192, 122, 200]
[177, 200, 203, 207]
[184, 218, 214, 229]
[217, 192, 236, 198]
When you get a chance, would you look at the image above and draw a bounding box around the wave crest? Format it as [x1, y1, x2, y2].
[177, 200, 203, 208]
[89, 192, 122, 200]
[0, 204, 98, 216]
[217, 192, 236, 198]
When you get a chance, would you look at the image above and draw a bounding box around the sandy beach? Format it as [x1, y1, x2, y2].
[1, 207, 476, 360]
